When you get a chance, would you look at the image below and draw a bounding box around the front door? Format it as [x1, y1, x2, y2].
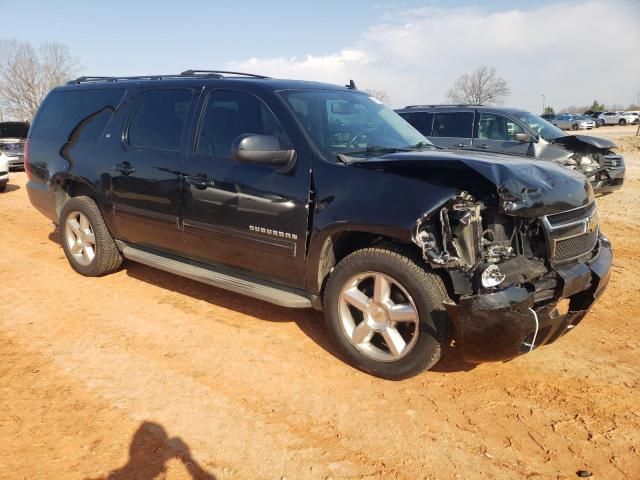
[472, 111, 532, 157]
[180, 89, 311, 288]
[111, 88, 197, 254]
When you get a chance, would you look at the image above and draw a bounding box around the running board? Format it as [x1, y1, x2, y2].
[120, 244, 312, 308]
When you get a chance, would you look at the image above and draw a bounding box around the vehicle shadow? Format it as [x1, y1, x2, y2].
[47, 226, 475, 374]
[86, 421, 216, 480]
[1, 183, 20, 193]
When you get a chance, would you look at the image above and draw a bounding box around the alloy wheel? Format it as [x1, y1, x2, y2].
[64, 211, 96, 266]
[338, 271, 420, 362]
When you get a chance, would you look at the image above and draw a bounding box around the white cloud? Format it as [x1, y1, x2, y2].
[226, 1, 640, 112]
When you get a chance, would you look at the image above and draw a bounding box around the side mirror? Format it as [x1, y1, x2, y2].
[513, 132, 530, 142]
[231, 134, 296, 167]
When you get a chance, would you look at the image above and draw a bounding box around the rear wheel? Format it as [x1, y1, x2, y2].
[323, 247, 451, 379]
[619, 119, 627, 126]
[60, 196, 123, 276]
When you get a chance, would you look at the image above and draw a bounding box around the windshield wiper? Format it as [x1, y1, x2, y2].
[336, 145, 413, 164]
[408, 141, 442, 150]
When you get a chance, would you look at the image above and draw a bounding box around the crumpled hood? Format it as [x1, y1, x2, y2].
[551, 134, 616, 150]
[350, 150, 593, 218]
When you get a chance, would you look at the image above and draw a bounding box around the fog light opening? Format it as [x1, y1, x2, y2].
[481, 264, 505, 288]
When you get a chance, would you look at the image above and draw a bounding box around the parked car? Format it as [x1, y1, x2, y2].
[0, 151, 8, 192]
[26, 71, 612, 379]
[598, 111, 636, 126]
[583, 111, 605, 127]
[552, 114, 595, 130]
[624, 111, 639, 124]
[396, 105, 624, 194]
[0, 121, 29, 170]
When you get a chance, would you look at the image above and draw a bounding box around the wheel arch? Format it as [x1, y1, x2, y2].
[51, 174, 99, 220]
[306, 224, 421, 298]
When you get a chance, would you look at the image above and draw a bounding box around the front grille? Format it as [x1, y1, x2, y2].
[602, 155, 623, 168]
[546, 202, 595, 227]
[554, 231, 598, 262]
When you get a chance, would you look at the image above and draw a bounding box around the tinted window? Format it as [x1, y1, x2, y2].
[399, 112, 434, 136]
[197, 90, 290, 159]
[0, 122, 29, 139]
[31, 89, 124, 142]
[477, 112, 525, 141]
[432, 112, 474, 138]
[128, 89, 192, 151]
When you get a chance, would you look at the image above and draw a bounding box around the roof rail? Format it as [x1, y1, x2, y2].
[403, 104, 484, 109]
[67, 70, 270, 85]
[180, 69, 270, 79]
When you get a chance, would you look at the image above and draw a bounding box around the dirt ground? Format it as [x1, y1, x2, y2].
[1, 127, 639, 480]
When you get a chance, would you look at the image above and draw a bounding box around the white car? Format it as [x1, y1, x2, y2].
[624, 111, 639, 124]
[0, 154, 8, 192]
[598, 111, 636, 126]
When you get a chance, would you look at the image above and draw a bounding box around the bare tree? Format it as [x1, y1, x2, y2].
[446, 65, 510, 105]
[0, 39, 78, 121]
[364, 88, 391, 104]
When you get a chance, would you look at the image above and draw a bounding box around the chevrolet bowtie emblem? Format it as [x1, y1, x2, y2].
[584, 214, 598, 234]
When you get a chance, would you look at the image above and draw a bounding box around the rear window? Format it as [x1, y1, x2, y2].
[0, 122, 29, 139]
[399, 112, 434, 136]
[128, 89, 192, 152]
[31, 89, 125, 142]
[432, 112, 474, 138]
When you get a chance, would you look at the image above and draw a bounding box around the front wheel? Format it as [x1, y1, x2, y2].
[619, 119, 627, 126]
[323, 247, 451, 379]
[571, 123, 579, 130]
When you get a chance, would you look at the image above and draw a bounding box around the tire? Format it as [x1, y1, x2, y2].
[322, 247, 451, 379]
[59, 196, 123, 276]
[0, 181, 6, 192]
[571, 124, 579, 131]
[619, 119, 626, 126]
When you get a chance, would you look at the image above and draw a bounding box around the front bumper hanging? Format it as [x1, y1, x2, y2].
[444, 235, 612, 363]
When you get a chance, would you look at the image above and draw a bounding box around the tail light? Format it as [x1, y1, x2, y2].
[24, 138, 31, 178]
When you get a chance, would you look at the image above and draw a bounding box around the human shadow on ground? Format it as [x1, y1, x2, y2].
[87, 421, 215, 480]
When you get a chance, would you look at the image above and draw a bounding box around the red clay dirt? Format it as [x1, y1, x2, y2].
[1, 129, 639, 479]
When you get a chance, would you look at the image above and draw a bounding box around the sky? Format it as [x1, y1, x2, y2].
[1, 0, 639, 112]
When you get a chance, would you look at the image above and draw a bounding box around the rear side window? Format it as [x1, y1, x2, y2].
[432, 112, 474, 138]
[31, 89, 124, 142]
[128, 89, 192, 152]
[400, 112, 434, 136]
[196, 90, 290, 159]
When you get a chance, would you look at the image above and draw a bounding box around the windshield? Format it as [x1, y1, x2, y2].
[0, 122, 29, 139]
[514, 112, 566, 141]
[280, 90, 431, 159]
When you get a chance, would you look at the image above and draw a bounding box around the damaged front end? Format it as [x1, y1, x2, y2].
[413, 191, 612, 363]
[551, 135, 625, 194]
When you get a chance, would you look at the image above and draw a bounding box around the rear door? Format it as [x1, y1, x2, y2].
[428, 110, 474, 149]
[180, 88, 311, 288]
[111, 87, 198, 254]
[472, 111, 532, 157]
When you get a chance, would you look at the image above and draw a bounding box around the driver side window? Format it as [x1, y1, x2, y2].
[477, 112, 525, 142]
[196, 90, 291, 159]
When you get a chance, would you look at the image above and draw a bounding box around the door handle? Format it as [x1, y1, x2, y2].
[477, 144, 489, 149]
[113, 162, 135, 175]
[186, 175, 214, 189]
[454, 143, 465, 148]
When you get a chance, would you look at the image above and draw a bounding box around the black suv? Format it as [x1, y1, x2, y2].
[396, 105, 624, 194]
[26, 71, 612, 379]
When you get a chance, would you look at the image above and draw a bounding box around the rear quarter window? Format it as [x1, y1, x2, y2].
[31, 88, 125, 143]
[432, 112, 474, 138]
[399, 112, 434, 136]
